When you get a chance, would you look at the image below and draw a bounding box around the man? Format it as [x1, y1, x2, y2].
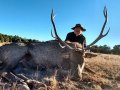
[65, 24, 86, 49]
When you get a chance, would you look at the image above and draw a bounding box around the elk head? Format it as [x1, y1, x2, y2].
[51, 6, 110, 79]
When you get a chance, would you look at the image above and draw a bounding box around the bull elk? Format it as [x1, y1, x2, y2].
[0, 7, 110, 81]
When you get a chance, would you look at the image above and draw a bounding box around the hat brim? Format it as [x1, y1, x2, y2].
[71, 27, 86, 31]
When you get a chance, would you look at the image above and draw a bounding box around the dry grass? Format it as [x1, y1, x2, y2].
[0, 42, 11, 46]
[86, 53, 120, 77]
[84, 53, 120, 90]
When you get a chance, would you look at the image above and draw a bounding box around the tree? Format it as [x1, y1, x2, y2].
[90, 45, 99, 52]
[98, 45, 111, 54]
[0, 35, 4, 42]
[90, 45, 111, 54]
[112, 45, 120, 55]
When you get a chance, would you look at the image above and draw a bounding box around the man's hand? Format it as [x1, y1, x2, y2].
[74, 42, 82, 48]
[66, 41, 82, 49]
[65, 41, 71, 44]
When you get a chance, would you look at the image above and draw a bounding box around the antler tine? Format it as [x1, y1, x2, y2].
[103, 27, 110, 36]
[100, 6, 110, 37]
[51, 9, 61, 40]
[51, 9, 73, 49]
[100, 6, 107, 35]
[51, 28, 66, 48]
[100, 6, 108, 35]
[104, 6, 107, 19]
[86, 6, 110, 49]
[51, 29, 56, 39]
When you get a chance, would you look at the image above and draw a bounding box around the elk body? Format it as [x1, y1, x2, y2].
[22, 41, 85, 78]
[0, 43, 28, 73]
[0, 41, 85, 79]
[0, 7, 110, 80]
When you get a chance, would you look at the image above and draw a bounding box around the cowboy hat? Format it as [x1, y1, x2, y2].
[71, 24, 86, 31]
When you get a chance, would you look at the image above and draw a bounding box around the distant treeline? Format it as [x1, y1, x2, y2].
[90, 45, 120, 55]
[0, 33, 39, 43]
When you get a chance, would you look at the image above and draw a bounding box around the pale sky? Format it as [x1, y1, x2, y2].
[0, 0, 120, 48]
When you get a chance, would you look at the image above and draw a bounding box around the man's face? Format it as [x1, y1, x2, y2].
[74, 27, 83, 36]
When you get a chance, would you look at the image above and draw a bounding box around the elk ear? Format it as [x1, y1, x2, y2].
[84, 52, 97, 58]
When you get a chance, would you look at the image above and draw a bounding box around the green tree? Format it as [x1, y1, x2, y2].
[90, 45, 99, 52]
[112, 45, 120, 55]
[98, 45, 111, 54]
[0, 35, 4, 42]
[90, 45, 111, 54]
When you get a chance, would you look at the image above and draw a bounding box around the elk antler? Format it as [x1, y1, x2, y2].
[51, 9, 73, 49]
[86, 6, 110, 49]
[51, 29, 56, 39]
[51, 29, 66, 48]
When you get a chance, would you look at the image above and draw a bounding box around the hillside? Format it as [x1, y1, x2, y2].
[0, 33, 39, 43]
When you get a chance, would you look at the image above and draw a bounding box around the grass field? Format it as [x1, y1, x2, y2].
[83, 53, 120, 90]
[0, 42, 10, 46]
